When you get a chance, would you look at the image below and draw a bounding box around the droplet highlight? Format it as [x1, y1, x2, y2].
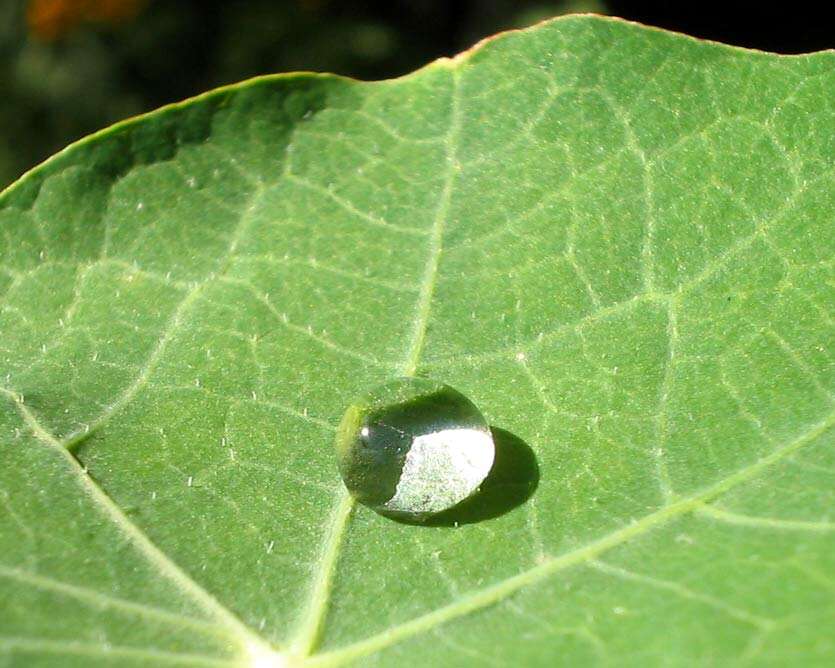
[335, 377, 495, 520]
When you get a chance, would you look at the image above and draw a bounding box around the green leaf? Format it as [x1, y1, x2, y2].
[2, 15, 834, 667]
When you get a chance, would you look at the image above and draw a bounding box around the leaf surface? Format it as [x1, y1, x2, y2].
[1, 15, 834, 667]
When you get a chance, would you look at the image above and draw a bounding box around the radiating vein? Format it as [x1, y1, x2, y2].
[290, 488, 356, 657]
[0, 637, 237, 667]
[288, 66, 464, 660]
[401, 67, 462, 379]
[0, 565, 231, 638]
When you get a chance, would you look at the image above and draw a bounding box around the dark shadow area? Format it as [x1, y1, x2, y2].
[383, 426, 539, 527]
[3, 2, 833, 188]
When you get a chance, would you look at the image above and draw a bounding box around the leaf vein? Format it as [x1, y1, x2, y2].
[0, 565, 231, 638]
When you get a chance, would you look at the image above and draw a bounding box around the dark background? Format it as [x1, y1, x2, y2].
[1, 0, 832, 189]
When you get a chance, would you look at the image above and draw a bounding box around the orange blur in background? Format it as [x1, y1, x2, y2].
[27, 0, 147, 41]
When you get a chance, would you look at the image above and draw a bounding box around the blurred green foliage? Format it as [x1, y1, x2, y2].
[0, 0, 604, 188]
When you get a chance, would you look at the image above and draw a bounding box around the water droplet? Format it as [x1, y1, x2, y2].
[335, 377, 495, 520]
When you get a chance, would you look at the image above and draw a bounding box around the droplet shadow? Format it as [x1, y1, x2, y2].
[381, 426, 539, 527]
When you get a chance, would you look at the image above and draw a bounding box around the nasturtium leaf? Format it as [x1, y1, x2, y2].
[2, 15, 834, 667]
